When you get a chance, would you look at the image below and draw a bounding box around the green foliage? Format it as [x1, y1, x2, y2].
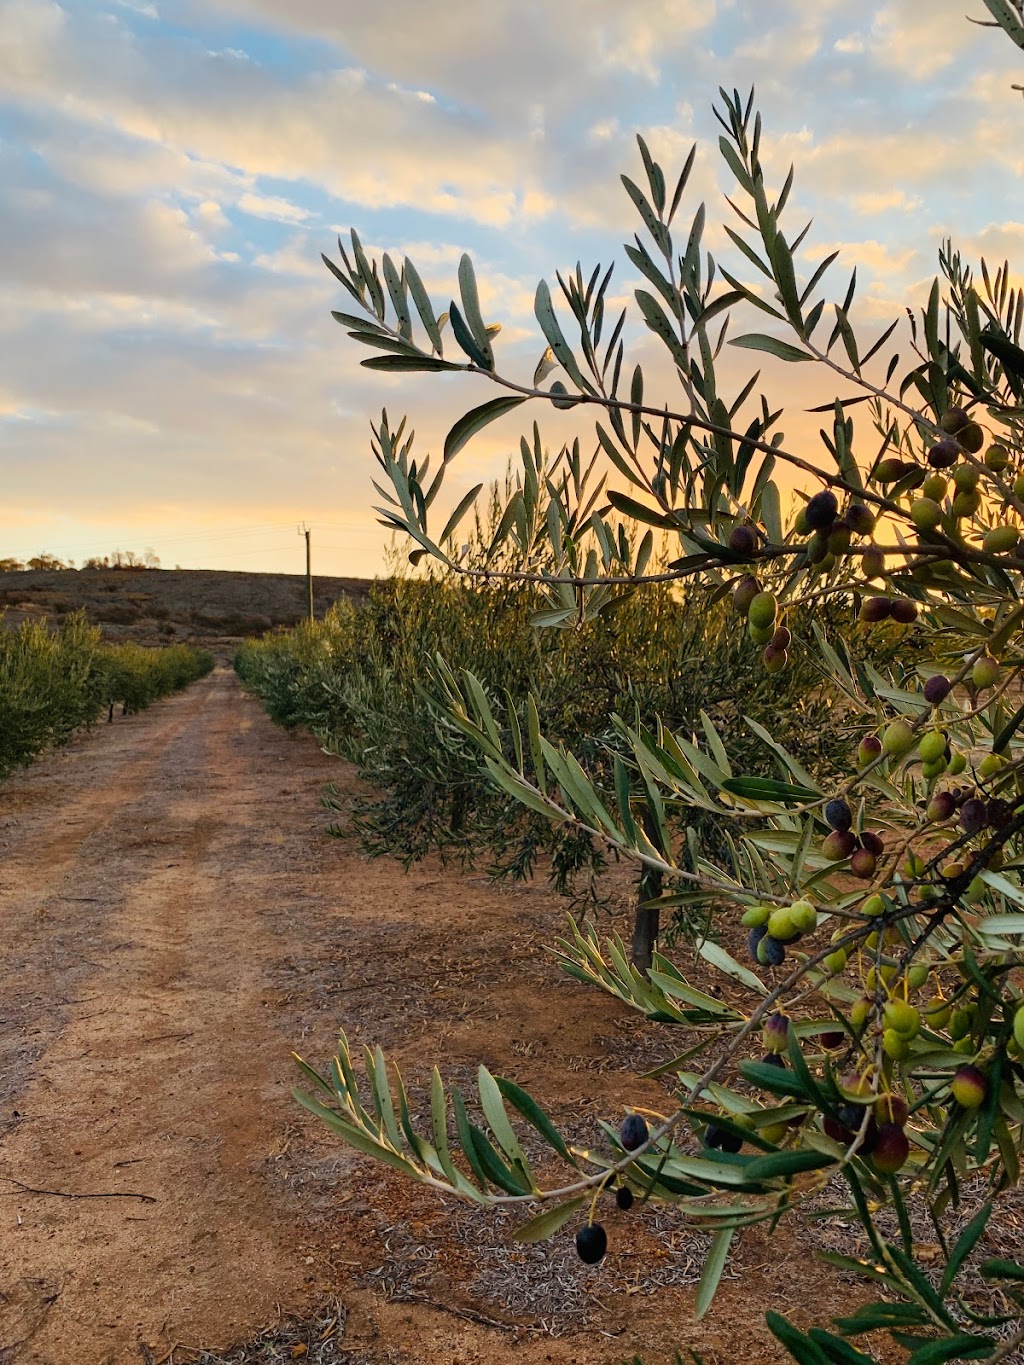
[0, 611, 213, 779]
[285, 14, 1024, 1362]
[237, 557, 849, 903]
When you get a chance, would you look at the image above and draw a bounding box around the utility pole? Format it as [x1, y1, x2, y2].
[298, 524, 313, 622]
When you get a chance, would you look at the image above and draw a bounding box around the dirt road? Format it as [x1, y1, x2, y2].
[0, 669, 855, 1364]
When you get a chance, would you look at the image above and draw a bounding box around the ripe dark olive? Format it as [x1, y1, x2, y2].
[728, 525, 758, 556]
[757, 934, 786, 967]
[704, 1122, 743, 1154]
[805, 490, 839, 532]
[761, 1053, 786, 1069]
[959, 799, 989, 835]
[987, 798, 1012, 829]
[823, 1114, 854, 1143]
[771, 625, 792, 650]
[575, 1222, 608, 1264]
[927, 438, 960, 468]
[860, 595, 892, 623]
[615, 1186, 634, 1211]
[850, 848, 877, 879]
[860, 830, 885, 856]
[747, 924, 768, 961]
[939, 408, 969, 435]
[872, 1123, 910, 1173]
[733, 575, 761, 615]
[924, 674, 951, 704]
[927, 791, 956, 823]
[836, 1103, 863, 1130]
[619, 1113, 649, 1151]
[847, 503, 875, 536]
[822, 829, 857, 861]
[890, 598, 918, 625]
[825, 798, 853, 832]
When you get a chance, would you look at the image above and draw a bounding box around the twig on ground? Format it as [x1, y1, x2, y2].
[0, 1174, 157, 1203]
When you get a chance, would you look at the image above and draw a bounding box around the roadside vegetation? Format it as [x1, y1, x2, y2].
[0, 611, 214, 780]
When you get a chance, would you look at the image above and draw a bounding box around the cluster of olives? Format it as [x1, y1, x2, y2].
[822, 1074, 911, 1173]
[818, 796, 886, 881]
[743, 897, 818, 968]
[875, 408, 1024, 559]
[571, 1004, 1024, 1266]
[732, 578, 790, 672]
[927, 784, 1014, 838]
[574, 1113, 650, 1264]
[792, 490, 877, 575]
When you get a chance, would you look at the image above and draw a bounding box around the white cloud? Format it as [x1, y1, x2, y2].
[237, 191, 312, 224]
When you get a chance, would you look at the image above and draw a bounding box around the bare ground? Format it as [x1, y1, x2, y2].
[0, 668, 874, 1365]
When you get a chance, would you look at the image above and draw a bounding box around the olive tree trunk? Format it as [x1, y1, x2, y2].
[631, 807, 664, 973]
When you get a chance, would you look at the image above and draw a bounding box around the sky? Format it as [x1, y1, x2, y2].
[0, 0, 1022, 577]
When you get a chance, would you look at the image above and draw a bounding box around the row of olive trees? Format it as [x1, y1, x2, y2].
[0, 613, 212, 779]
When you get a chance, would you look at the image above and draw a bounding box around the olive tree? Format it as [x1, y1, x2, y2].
[297, 5, 1024, 1358]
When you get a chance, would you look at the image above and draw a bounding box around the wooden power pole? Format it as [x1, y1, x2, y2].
[299, 524, 313, 622]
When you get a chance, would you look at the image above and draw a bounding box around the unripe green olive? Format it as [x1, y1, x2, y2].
[742, 904, 771, 927]
[952, 489, 982, 519]
[884, 1000, 921, 1038]
[983, 525, 1019, 555]
[973, 656, 1000, 689]
[911, 498, 942, 531]
[953, 463, 980, 492]
[922, 474, 948, 501]
[919, 731, 947, 764]
[824, 948, 848, 974]
[767, 907, 801, 942]
[986, 443, 1010, 471]
[883, 720, 916, 756]
[883, 1028, 911, 1060]
[748, 592, 778, 630]
[924, 997, 951, 1030]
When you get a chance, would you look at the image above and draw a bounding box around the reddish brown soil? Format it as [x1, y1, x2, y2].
[0, 669, 868, 1364]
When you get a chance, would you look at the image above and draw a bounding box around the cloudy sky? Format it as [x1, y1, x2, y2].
[0, 0, 1021, 576]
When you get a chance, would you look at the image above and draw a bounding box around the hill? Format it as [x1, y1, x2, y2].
[0, 567, 372, 655]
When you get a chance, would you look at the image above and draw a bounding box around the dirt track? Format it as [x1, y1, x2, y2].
[0, 669, 858, 1364]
